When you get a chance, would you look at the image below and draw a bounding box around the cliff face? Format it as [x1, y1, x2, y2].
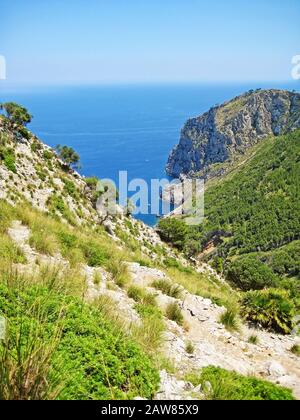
[166, 89, 300, 178]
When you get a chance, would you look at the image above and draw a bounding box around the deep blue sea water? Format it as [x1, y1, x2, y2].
[1, 82, 299, 225]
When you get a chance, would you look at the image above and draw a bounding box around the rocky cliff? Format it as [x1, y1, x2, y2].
[166, 89, 300, 178]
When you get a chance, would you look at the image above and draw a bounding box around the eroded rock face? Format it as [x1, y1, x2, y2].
[166, 89, 300, 178]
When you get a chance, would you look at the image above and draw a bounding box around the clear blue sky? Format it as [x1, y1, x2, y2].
[1, 0, 299, 84]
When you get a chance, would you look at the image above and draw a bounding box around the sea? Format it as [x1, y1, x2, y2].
[1, 82, 299, 225]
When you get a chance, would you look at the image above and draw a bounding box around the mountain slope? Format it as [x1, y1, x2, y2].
[1, 104, 300, 400]
[167, 89, 300, 178]
[160, 129, 300, 302]
[203, 130, 300, 256]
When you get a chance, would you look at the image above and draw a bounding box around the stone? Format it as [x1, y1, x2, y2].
[194, 384, 202, 393]
[267, 361, 287, 377]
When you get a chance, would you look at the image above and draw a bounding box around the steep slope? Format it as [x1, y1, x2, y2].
[160, 129, 300, 301]
[167, 89, 300, 178]
[1, 105, 299, 400]
[203, 130, 300, 257]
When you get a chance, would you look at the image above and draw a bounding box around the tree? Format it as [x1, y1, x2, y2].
[1, 102, 32, 126]
[226, 257, 279, 291]
[157, 218, 189, 250]
[56, 145, 80, 169]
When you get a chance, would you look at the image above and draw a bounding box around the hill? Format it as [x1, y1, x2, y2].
[0, 102, 299, 400]
[167, 89, 300, 178]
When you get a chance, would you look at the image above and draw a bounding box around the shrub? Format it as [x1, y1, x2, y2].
[0, 234, 26, 264]
[127, 286, 144, 302]
[135, 304, 162, 321]
[0, 283, 159, 400]
[226, 257, 279, 291]
[62, 178, 78, 199]
[107, 258, 129, 288]
[1, 102, 32, 126]
[185, 341, 195, 354]
[186, 366, 295, 400]
[290, 344, 300, 356]
[18, 126, 31, 140]
[165, 302, 184, 326]
[157, 218, 188, 250]
[241, 289, 295, 334]
[0, 147, 17, 173]
[80, 241, 109, 267]
[56, 145, 80, 168]
[29, 229, 58, 256]
[152, 279, 182, 299]
[248, 335, 259, 345]
[219, 307, 240, 332]
[43, 150, 54, 161]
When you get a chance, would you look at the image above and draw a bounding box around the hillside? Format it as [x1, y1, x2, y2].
[167, 89, 300, 178]
[0, 103, 300, 400]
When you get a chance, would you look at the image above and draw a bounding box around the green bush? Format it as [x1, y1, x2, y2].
[135, 304, 162, 321]
[18, 126, 31, 140]
[241, 288, 296, 334]
[80, 240, 109, 267]
[186, 366, 295, 400]
[219, 307, 240, 332]
[62, 178, 78, 199]
[0, 283, 159, 400]
[152, 279, 182, 299]
[157, 218, 188, 250]
[127, 286, 144, 302]
[0, 147, 17, 173]
[290, 344, 300, 357]
[1, 102, 32, 126]
[226, 257, 279, 291]
[165, 302, 184, 325]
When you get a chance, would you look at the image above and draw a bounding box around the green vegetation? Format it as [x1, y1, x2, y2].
[0, 281, 159, 400]
[158, 218, 188, 250]
[159, 130, 300, 278]
[165, 302, 184, 325]
[248, 335, 259, 345]
[152, 279, 182, 299]
[127, 286, 157, 306]
[56, 145, 80, 169]
[185, 341, 195, 355]
[219, 306, 240, 332]
[158, 130, 300, 332]
[186, 366, 295, 400]
[241, 289, 296, 334]
[0, 234, 26, 264]
[0, 102, 32, 126]
[0, 147, 16, 173]
[226, 256, 279, 291]
[290, 344, 300, 357]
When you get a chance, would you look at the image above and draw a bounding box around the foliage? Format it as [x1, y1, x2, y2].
[226, 256, 279, 291]
[152, 279, 182, 299]
[185, 341, 195, 354]
[219, 307, 240, 332]
[56, 145, 80, 168]
[0, 283, 159, 400]
[290, 344, 300, 356]
[165, 302, 184, 325]
[248, 335, 259, 345]
[160, 131, 300, 287]
[0, 146, 16, 173]
[241, 289, 296, 334]
[1, 102, 32, 126]
[127, 286, 156, 306]
[157, 218, 189, 250]
[186, 366, 295, 400]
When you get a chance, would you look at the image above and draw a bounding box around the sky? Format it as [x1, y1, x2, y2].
[0, 0, 300, 85]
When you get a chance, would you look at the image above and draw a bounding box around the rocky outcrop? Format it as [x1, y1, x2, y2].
[166, 89, 300, 178]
